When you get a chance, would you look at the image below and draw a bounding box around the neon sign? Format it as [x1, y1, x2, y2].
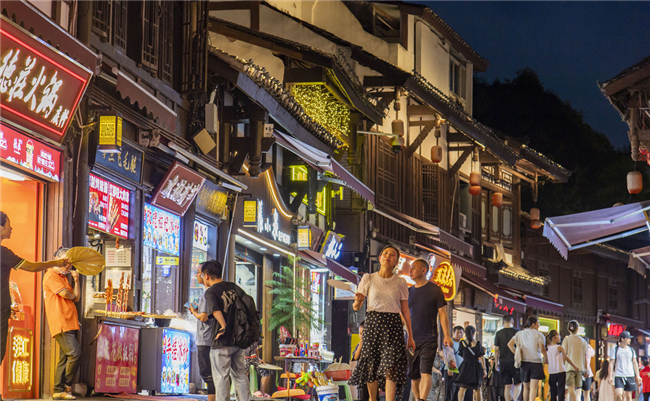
[0, 17, 92, 142]
[607, 324, 626, 337]
[288, 165, 330, 216]
[493, 296, 514, 315]
[8, 327, 33, 391]
[431, 262, 457, 301]
[321, 231, 343, 260]
[0, 123, 61, 181]
[244, 199, 291, 245]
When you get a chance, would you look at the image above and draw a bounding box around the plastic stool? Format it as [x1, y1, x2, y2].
[334, 381, 353, 401]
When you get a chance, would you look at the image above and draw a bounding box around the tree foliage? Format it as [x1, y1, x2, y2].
[265, 262, 323, 340]
[473, 68, 650, 217]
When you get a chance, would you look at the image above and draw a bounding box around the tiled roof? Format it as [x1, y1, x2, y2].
[600, 54, 650, 91]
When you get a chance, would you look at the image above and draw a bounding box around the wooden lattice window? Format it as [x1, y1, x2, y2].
[140, 0, 160, 71]
[501, 199, 513, 248]
[376, 139, 396, 209]
[159, 1, 174, 83]
[112, 0, 128, 51]
[181, 1, 208, 94]
[422, 165, 438, 225]
[92, 1, 112, 40]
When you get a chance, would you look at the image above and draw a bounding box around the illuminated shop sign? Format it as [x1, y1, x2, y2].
[608, 323, 626, 337]
[242, 199, 291, 245]
[0, 16, 92, 142]
[151, 161, 206, 217]
[320, 231, 343, 260]
[89, 174, 130, 239]
[311, 271, 321, 294]
[94, 140, 143, 184]
[297, 226, 312, 250]
[431, 261, 457, 301]
[288, 165, 330, 216]
[161, 329, 190, 394]
[0, 123, 61, 181]
[95, 324, 139, 393]
[196, 180, 228, 220]
[193, 221, 208, 252]
[493, 296, 515, 315]
[8, 327, 33, 391]
[143, 204, 181, 256]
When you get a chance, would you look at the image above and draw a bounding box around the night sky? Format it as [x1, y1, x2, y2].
[422, 1, 650, 149]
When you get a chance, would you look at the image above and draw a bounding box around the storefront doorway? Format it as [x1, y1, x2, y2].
[0, 165, 46, 399]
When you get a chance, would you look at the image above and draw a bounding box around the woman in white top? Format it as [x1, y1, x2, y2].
[546, 330, 581, 401]
[508, 317, 548, 401]
[595, 360, 615, 401]
[350, 245, 416, 401]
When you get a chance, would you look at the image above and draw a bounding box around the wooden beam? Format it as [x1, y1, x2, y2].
[636, 129, 650, 142]
[400, 7, 409, 50]
[447, 131, 470, 143]
[363, 75, 397, 87]
[403, 124, 435, 158]
[250, 1, 260, 31]
[408, 104, 436, 116]
[208, 1, 250, 11]
[284, 68, 325, 84]
[448, 149, 472, 176]
[409, 120, 438, 127]
[501, 166, 534, 185]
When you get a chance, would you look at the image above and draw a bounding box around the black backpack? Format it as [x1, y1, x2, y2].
[229, 286, 261, 349]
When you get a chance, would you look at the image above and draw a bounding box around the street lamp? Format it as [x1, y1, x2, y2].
[358, 130, 405, 154]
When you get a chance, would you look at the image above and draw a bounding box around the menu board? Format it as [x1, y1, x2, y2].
[143, 204, 181, 256]
[95, 324, 139, 394]
[161, 329, 190, 394]
[0, 124, 61, 182]
[88, 174, 130, 239]
[192, 221, 208, 251]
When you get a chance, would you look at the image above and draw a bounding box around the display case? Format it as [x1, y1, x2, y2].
[138, 328, 191, 394]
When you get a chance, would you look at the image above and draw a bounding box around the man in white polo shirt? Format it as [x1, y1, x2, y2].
[609, 331, 641, 401]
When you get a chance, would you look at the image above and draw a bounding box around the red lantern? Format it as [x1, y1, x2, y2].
[469, 185, 481, 196]
[531, 220, 542, 229]
[469, 171, 481, 186]
[627, 171, 643, 194]
[430, 145, 443, 163]
[530, 208, 540, 221]
[492, 192, 503, 207]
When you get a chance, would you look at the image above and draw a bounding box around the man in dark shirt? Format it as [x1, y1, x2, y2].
[1, 211, 69, 364]
[408, 258, 452, 401]
[494, 315, 521, 401]
[201, 260, 250, 401]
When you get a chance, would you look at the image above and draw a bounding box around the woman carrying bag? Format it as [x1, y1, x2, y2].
[454, 326, 486, 401]
[350, 245, 416, 401]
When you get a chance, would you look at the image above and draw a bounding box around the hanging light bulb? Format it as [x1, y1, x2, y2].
[628, 171, 643, 194]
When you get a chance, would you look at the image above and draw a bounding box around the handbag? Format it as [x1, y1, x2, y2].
[514, 335, 523, 369]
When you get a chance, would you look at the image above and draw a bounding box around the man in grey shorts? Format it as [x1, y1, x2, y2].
[562, 320, 588, 401]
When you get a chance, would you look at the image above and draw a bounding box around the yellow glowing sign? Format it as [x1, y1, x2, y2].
[431, 261, 457, 301]
[288, 166, 329, 216]
[8, 327, 33, 391]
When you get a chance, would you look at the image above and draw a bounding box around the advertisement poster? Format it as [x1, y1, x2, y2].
[0, 124, 61, 182]
[161, 329, 190, 394]
[192, 221, 208, 251]
[88, 174, 130, 239]
[95, 324, 139, 394]
[143, 204, 181, 256]
[151, 161, 206, 217]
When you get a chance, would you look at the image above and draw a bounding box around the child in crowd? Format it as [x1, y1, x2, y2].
[595, 360, 615, 401]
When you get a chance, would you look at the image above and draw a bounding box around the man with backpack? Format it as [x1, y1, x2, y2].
[202, 260, 254, 401]
[608, 331, 642, 401]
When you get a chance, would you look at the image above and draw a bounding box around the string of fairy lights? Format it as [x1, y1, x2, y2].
[291, 84, 351, 141]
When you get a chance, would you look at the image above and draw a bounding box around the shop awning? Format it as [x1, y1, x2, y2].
[525, 295, 563, 316]
[606, 314, 644, 328]
[299, 250, 360, 285]
[451, 254, 486, 279]
[2, 1, 99, 73]
[544, 201, 650, 259]
[113, 68, 178, 133]
[371, 205, 439, 235]
[461, 274, 526, 313]
[274, 130, 375, 204]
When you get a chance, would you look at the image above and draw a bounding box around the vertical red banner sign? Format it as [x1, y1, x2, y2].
[95, 324, 139, 394]
[88, 174, 130, 239]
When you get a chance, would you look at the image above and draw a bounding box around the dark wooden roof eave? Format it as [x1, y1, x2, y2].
[208, 17, 384, 124]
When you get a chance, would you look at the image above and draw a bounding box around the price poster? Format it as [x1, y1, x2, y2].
[143, 204, 181, 256]
[88, 174, 130, 239]
[95, 324, 139, 394]
[160, 329, 190, 394]
[192, 221, 208, 251]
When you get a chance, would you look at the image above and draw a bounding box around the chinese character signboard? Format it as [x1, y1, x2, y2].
[0, 16, 92, 143]
[8, 327, 32, 392]
[94, 141, 143, 184]
[195, 180, 228, 220]
[95, 324, 139, 394]
[297, 226, 312, 250]
[193, 221, 208, 251]
[0, 123, 61, 181]
[144, 204, 181, 256]
[243, 200, 259, 228]
[151, 162, 206, 217]
[431, 261, 460, 301]
[320, 231, 343, 260]
[161, 329, 190, 394]
[607, 324, 626, 337]
[98, 115, 122, 153]
[88, 174, 130, 239]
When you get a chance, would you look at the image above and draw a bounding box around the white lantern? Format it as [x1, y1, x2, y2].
[470, 171, 481, 186]
[627, 171, 643, 194]
[391, 119, 404, 137]
[430, 146, 443, 163]
[530, 208, 540, 221]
